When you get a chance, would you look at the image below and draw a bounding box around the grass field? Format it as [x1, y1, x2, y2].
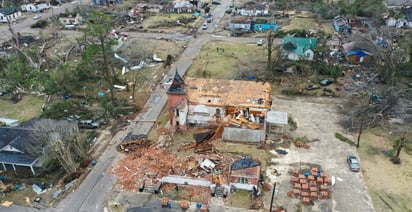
[358, 129, 412, 211]
[0, 95, 45, 123]
[187, 41, 267, 80]
[143, 14, 196, 29]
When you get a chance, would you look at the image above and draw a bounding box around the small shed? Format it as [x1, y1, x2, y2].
[266, 111, 288, 135]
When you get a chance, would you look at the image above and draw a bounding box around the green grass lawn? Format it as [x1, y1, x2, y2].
[0, 95, 44, 123]
[187, 41, 266, 79]
[226, 189, 252, 208]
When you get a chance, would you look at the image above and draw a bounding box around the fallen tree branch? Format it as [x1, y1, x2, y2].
[8, 21, 38, 68]
[378, 195, 394, 211]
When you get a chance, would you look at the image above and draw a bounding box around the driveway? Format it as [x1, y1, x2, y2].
[265, 96, 375, 211]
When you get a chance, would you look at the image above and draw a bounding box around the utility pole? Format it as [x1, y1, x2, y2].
[269, 182, 276, 212]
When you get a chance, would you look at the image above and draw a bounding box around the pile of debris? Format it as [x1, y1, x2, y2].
[287, 167, 332, 205]
[180, 130, 217, 154]
[222, 109, 264, 130]
[117, 138, 152, 153]
[114, 140, 239, 195]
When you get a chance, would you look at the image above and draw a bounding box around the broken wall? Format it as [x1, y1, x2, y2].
[187, 105, 225, 125]
[222, 127, 265, 143]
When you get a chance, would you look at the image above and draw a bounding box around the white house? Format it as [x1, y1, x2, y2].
[21, 4, 36, 12]
[34, 3, 51, 13]
[0, 7, 23, 23]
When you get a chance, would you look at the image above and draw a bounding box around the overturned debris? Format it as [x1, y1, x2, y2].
[117, 139, 152, 153]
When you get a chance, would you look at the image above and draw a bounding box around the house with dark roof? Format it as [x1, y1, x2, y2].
[0, 118, 73, 176]
[281, 35, 317, 61]
[229, 157, 261, 190]
[0, 128, 41, 175]
[0, 7, 23, 23]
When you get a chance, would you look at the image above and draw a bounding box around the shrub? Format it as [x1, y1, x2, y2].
[335, 132, 355, 146]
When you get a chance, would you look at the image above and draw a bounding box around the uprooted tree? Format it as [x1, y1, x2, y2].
[26, 119, 91, 174]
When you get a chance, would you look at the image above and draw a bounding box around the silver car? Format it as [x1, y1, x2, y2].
[347, 155, 360, 172]
[202, 23, 208, 30]
[33, 15, 42, 20]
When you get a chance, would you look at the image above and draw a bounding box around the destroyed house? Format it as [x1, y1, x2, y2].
[237, 2, 269, 17]
[161, 1, 194, 13]
[58, 13, 83, 26]
[333, 16, 351, 33]
[166, 71, 272, 143]
[342, 36, 375, 64]
[228, 17, 252, 33]
[229, 158, 261, 189]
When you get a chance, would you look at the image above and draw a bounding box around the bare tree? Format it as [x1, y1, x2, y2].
[27, 119, 89, 174]
[7, 21, 38, 68]
[339, 88, 401, 132]
[390, 131, 412, 164]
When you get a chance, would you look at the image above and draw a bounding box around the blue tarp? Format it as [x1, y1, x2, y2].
[347, 50, 367, 57]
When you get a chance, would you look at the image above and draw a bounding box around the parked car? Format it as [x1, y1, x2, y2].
[202, 23, 208, 30]
[319, 79, 333, 86]
[78, 120, 100, 129]
[257, 39, 264, 46]
[33, 15, 42, 20]
[306, 84, 320, 90]
[347, 155, 360, 172]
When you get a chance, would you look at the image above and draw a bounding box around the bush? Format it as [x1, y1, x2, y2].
[335, 132, 355, 146]
[31, 20, 48, 28]
[288, 116, 297, 131]
[281, 88, 302, 96]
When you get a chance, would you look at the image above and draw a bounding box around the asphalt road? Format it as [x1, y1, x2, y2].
[0, 3, 77, 41]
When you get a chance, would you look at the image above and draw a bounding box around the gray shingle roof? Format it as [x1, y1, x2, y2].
[0, 128, 38, 165]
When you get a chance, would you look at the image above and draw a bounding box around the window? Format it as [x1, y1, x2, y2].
[237, 177, 248, 184]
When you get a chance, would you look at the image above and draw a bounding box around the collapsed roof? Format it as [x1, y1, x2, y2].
[185, 78, 272, 109]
